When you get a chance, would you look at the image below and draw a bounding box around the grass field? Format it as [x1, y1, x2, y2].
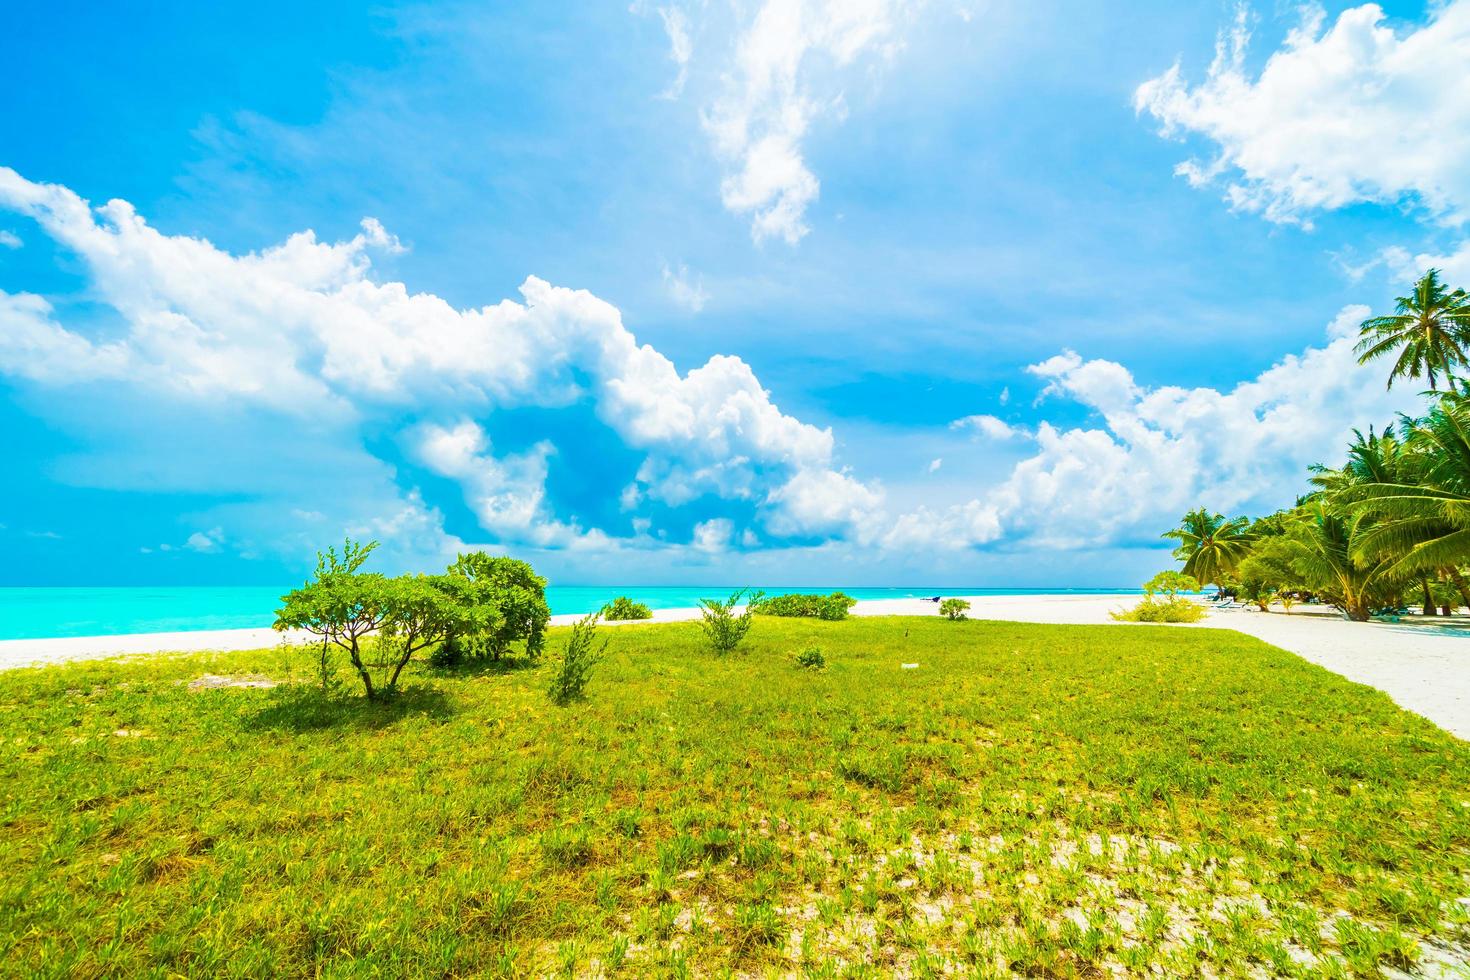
[1, 617, 1468, 977]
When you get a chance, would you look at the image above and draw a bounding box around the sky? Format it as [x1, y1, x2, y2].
[2, 0, 1468, 587]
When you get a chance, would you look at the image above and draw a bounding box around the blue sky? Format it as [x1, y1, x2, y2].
[2, 0, 1467, 586]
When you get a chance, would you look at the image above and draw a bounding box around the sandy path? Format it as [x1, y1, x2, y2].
[2, 593, 1466, 739]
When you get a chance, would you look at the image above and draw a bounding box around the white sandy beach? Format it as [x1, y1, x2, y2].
[2, 593, 1467, 739]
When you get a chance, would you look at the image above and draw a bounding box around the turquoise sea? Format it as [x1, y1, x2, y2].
[0, 586, 1139, 641]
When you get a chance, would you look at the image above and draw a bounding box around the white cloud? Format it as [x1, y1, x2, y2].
[763, 466, 885, 539]
[184, 527, 225, 553]
[898, 306, 1418, 551]
[661, 261, 709, 312]
[950, 414, 1020, 440]
[412, 419, 607, 549]
[1135, 2, 1470, 227]
[702, 0, 921, 244]
[658, 6, 694, 99]
[0, 229, 20, 249]
[1378, 239, 1470, 287]
[927, 457, 942, 473]
[0, 167, 877, 560]
[693, 517, 733, 552]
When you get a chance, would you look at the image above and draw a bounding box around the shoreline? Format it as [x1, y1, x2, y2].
[1, 592, 1467, 739]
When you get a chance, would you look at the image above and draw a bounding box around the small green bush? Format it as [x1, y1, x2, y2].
[698, 589, 758, 654]
[600, 596, 652, 620]
[1111, 596, 1206, 623]
[547, 613, 605, 704]
[939, 598, 970, 620]
[754, 592, 857, 621]
[793, 647, 826, 670]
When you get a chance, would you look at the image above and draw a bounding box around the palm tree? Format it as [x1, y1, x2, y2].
[1286, 502, 1399, 621]
[1347, 402, 1470, 609]
[1355, 269, 1470, 391]
[1163, 508, 1255, 591]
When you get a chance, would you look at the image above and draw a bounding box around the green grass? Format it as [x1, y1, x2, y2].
[2, 617, 1468, 977]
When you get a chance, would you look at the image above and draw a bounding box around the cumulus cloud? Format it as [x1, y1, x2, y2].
[0, 167, 877, 563]
[897, 306, 1419, 551]
[1378, 239, 1470, 287]
[0, 229, 20, 248]
[702, 0, 921, 244]
[692, 517, 733, 552]
[1135, 2, 1470, 227]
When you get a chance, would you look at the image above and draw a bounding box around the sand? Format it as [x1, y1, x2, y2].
[2, 592, 1466, 739]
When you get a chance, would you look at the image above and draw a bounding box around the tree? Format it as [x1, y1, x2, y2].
[445, 553, 551, 660]
[1236, 536, 1301, 612]
[939, 598, 970, 620]
[1282, 503, 1399, 622]
[274, 540, 394, 699]
[1344, 403, 1470, 610]
[1162, 509, 1255, 590]
[1355, 269, 1470, 391]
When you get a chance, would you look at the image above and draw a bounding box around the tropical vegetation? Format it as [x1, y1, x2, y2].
[601, 596, 653, 621]
[4, 617, 1467, 976]
[1163, 269, 1470, 620]
[753, 591, 857, 621]
[274, 542, 549, 698]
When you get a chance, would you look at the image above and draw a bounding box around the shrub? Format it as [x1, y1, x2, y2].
[939, 598, 970, 621]
[443, 553, 550, 661]
[793, 647, 826, 670]
[754, 591, 856, 620]
[1111, 596, 1206, 623]
[698, 589, 759, 654]
[601, 596, 652, 621]
[547, 613, 605, 705]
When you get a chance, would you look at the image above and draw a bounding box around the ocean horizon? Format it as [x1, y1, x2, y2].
[0, 585, 1143, 641]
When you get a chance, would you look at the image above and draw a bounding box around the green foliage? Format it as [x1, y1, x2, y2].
[1162, 509, 1255, 588]
[445, 552, 550, 661]
[1111, 596, 1206, 623]
[1355, 269, 1470, 391]
[5, 617, 1468, 976]
[792, 646, 826, 670]
[698, 589, 759, 653]
[1141, 571, 1197, 597]
[547, 614, 605, 705]
[600, 596, 652, 621]
[273, 539, 395, 699]
[939, 597, 970, 620]
[753, 591, 856, 620]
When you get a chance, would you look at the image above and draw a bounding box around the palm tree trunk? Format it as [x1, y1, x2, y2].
[1421, 577, 1439, 615]
[1449, 568, 1470, 614]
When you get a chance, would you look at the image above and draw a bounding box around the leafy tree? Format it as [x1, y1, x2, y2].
[1162, 509, 1255, 590]
[1355, 269, 1470, 391]
[274, 540, 395, 699]
[1142, 571, 1197, 597]
[445, 553, 551, 660]
[1236, 536, 1301, 612]
[698, 589, 759, 653]
[939, 598, 970, 620]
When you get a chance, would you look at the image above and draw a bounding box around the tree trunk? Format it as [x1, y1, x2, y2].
[1421, 577, 1438, 615]
[1449, 568, 1470, 613]
[1346, 598, 1371, 622]
[348, 639, 376, 699]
